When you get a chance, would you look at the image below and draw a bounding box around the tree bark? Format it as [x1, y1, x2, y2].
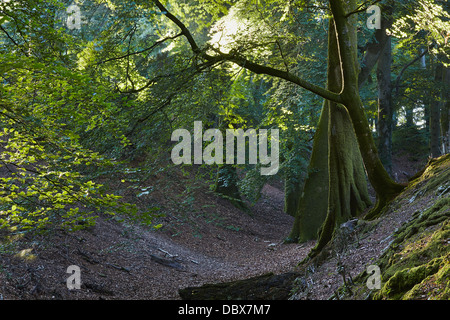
[329, 0, 405, 220]
[430, 62, 443, 158]
[441, 66, 450, 154]
[376, 35, 393, 176]
[288, 102, 331, 242]
[289, 16, 371, 245]
[311, 102, 372, 253]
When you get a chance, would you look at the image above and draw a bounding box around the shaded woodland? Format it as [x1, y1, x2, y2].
[0, 0, 449, 301]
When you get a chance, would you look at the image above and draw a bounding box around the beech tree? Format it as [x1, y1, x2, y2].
[148, 0, 406, 254]
[4, 0, 446, 254]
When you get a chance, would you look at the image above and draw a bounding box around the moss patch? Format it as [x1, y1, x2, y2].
[373, 203, 449, 299]
[375, 254, 447, 299]
[348, 154, 450, 300]
[373, 164, 449, 300]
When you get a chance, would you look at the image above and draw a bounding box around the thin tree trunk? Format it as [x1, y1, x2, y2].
[441, 66, 450, 154]
[213, 164, 248, 211]
[430, 62, 443, 158]
[405, 107, 414, 128]
[358, 2, 393, 88]
[213, 119, 249, 212]
[376, 36, 393, 176]
[284, 176, 303, 217]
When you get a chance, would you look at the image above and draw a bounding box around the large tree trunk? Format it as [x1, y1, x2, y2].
[329, 0, 405, 221]
[311, 101, 372, 252]
[288, 102, 332, 242]
[289, 16, 371, 244]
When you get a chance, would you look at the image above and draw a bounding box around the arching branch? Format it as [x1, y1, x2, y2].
[152, 0, 343, 104]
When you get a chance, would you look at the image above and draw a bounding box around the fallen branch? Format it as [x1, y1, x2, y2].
[150, 254, 184, 271]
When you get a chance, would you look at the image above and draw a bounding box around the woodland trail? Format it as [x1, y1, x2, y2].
[0, 181, 314, 300]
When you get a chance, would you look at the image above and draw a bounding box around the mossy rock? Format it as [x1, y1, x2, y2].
[373, 220, 450, 300]
[401, 257, 450, 300]
[375, 256, 444, 299]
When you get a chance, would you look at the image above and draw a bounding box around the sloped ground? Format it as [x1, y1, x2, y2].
[178, 154, 449, 300]
[290, 154, 449, 300]
[0, 174, 314, 300]
[0, 153, 446, 300]
[368, 155, 450, 300]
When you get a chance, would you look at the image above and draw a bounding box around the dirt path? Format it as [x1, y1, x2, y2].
[0, 182, 314, 300]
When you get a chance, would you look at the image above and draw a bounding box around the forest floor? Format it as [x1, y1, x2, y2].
[0, 169, 313, 300]
[0, 151, 441, 300]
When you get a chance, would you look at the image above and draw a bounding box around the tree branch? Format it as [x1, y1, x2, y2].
[153, 0, 200, 54]
[0, 24, 27, 55]
[393, 47, 431, 96]
[96, 32, 183, 66]
[152, 0, 343, 104]
[209, 51, 342, 103]
[344, 0, 382, 18]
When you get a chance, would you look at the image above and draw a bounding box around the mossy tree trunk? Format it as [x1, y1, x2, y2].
[289, 14, 371, 245]
[292, 0, 406, 251]
[329, 0, 405, 221]
[310, 102, 372, 253]
[288, 103, 331, 241]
